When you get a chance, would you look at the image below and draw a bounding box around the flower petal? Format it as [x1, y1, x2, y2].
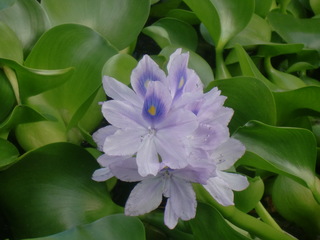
[142, 81, 172, 125]
[136, 133, 160, 177]
[217, 171, 249, 191]
[125, 177, 164, 216]
[188, 122, 230, 151]
[203, 177, 235, 206]
[155, 135, 188, 169]
[164, 198, 179, 229]
[92, 125, 118, 151]
[210, 138, 246, 170]
[173, 165, 215, 184]
[92, 167, 113, 182]
[102, 76, 142, 107]
[157, 108, 198, 135]
[131, 55, 167, 98]
[102, 100, 146, 129]
[164, 177, 196, 229]
[103, 129, 145, 156]
[110, 156, 144, 182]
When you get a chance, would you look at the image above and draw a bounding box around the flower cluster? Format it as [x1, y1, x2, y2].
[92, 49, 249, 229]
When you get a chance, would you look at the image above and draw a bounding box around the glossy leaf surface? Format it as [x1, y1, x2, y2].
[41, 0, 150, 50]
[208, 77, 277, 133]
[22, 215, 145, 240]
[0, 0, 49, 55]
[234, 121, 320, 202]
[0, 143, 122, 239]
[143, 18, 198, 51]
[184, 0, 254, 48]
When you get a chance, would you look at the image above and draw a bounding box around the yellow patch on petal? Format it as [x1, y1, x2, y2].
[178, 77, 185, 89]
[148, 105, 157, 116]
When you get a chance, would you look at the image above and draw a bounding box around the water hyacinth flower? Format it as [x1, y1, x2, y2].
[92, 49, 249, 229]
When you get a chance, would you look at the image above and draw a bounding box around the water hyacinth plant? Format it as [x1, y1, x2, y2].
[0, 0, 320, 240]
[92, 49, 249, 229]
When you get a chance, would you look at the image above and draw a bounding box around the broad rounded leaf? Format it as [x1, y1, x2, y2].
[0, 58, 74, 102]
[22, 215, 145, 240]
[267, 12, 320, 52]
[234, 121, 320, 203]
[165, 9, 200, 25]
[274, 86, 320, 125]
[184, 0, 254, 49]
[0, 105, 47, 138]
[0, 70, 16, 123]
[0, 0, 50, 55]
[234, 177, 264, 213]
[272, 175, 320, 238]
[0, 22, 23, 63]
[226, 14, 272, 48]
[41, 0, 150, 50]
[0, 0, 16, 10]
[208, 77, 277, 133]
[0, 143, 122, 239]
[16, 24, 118, 149]
[0, 138, 19, 169]
[102, 53, 138, 86]
[143, 18, 198, 51]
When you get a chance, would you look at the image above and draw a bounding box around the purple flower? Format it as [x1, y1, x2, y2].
[100, 56, 198, 177]
[92, 155, 215, 229]
[92, 48, 248, 229]
[203, 138, 249, 205]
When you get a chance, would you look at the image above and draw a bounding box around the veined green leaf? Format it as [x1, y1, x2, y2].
[208, 77, 277, 133]
[0, 143, 122, 239]
[0, 138, 19, 170]
[41, 0, 150, 50]
[143, 18, 198, 51]
[21, 215, 145, 240]
[234, 121, 320, 203]
[0, 0, 50, 55]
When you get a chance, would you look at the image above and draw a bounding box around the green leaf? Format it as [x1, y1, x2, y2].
[0, 138, 19, 170]
[165, 9, 200, 25]
[0, 58, 74, 102]
[264, 57, 306, 90]
[150, 0, 181, 17]
[22, 214, 145, 240]
[234, 121, 320, 203]
[234, 44, 278, 91]
[41, 0, 150, 50]
[257, 43, 304, 58]
[226, 14, 272, 48]
[15, 24, 117, 149]
[0, 22, 23, 63]
[274, 86, 320, 125]
[207, 77, 277, 133]
[272, 175, 320, 238]
[234, 177, 264, 213]
[190, 203, 252, 240]
[0, 0, 50, 55]
[267, 12, 320, 52]
[0, 105, 47, 139]
[0, 143, 122, 239]
[310, 0, 320, 14]
[183, 0, 254, 49]
[102, 53, 138, 86]
[143, 18, 198, 51]
[160, 46, 214, 87]
[254, 0, 274, 18]
[0, 0, 16, 10]
[0, 70, 16, 123]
